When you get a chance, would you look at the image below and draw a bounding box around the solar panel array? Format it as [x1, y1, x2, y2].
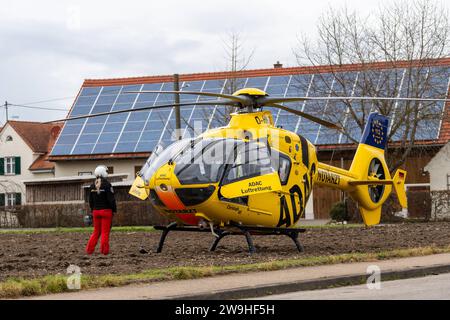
[51, 66, 450, 156]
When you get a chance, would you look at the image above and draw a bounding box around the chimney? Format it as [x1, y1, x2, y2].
[50, 126, 61, 139]
[273, 61, 283, 69]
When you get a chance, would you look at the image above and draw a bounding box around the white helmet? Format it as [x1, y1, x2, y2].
[94, 165, 108, 178]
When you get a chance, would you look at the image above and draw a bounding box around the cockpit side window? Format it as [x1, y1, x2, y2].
[270, 150, 291, 185]
[222, 141, 274, 185]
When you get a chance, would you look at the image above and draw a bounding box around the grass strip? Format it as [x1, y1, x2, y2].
[0, 223, 364, 235]
[2, 244, 450, 299]
[0, 226, 155, 235]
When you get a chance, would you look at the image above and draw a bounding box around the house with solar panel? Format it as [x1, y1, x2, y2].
[26, 59, 449, 220]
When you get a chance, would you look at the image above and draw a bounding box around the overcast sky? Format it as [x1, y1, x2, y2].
[0, 0, 444, 124]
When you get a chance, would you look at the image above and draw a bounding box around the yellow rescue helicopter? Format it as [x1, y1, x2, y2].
[52, 87, 449, 253]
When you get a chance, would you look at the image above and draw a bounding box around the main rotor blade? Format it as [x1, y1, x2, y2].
[267, 103, 342, 130]
[329, 96, 450, 102]
[262, 96, 450, 104]
[260, 97, 308, 104]
[44, 100, 236, 123]
[125, 90, 248, 104]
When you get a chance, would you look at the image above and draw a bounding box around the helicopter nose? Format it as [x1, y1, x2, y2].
[154, 184, 186, 210]
[154, 183, 201, 226]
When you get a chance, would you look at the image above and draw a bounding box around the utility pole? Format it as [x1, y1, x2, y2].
[173, 74, 181, 140]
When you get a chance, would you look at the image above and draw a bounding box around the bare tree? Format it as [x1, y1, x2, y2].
[294, 0, 450, 172]
[208, 31, 255, 127]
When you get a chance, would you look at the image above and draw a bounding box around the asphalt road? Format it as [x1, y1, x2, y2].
[257, 273, 450, 300]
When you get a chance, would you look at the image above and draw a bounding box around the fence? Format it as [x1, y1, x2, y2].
[0, 201, 169, 228]
[430, 190, 450, 221]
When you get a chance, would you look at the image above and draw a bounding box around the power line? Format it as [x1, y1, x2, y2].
[8, 103, 69, 112]
[17, 96, 75, 105]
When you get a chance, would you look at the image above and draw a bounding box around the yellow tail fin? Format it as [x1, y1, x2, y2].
[392, 169, 407, 208]
[347, 113, 407, 226]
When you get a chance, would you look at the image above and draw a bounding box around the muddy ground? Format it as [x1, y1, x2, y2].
[1, 222, 450, 281]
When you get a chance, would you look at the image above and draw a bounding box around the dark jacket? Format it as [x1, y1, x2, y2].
[89, 178, 117, 213]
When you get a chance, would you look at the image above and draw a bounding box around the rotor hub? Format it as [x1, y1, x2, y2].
[232, 88, 268, 112]
[232, 88, 268, 97]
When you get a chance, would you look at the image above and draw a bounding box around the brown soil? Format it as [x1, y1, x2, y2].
[1, 222, 450, 281]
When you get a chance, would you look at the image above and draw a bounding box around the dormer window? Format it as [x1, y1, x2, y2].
[6, 136, 13, 142]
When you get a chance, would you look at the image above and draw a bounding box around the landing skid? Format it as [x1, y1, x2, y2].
[148, 222, 306, 254]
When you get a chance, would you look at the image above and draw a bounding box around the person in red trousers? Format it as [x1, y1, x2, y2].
[86, 165, 117, 255]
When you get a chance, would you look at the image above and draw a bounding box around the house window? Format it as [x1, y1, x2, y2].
[5, 157, 16, 175]
[134, 166, 142, 175]
[6, 193, 16, 207]
[78, 171, 92, 176]
[107, 166, 114, 174]
[6, 135, 13, 142]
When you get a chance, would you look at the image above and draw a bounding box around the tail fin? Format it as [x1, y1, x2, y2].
[392, 169, 407, 208]
[348, 112, 407, 225]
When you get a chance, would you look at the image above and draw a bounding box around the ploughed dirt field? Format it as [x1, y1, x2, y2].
[1, 222, 450, 281]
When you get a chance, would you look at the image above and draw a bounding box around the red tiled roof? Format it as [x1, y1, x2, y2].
[6, 121, 63, 171]
[29, 154, 55, 171]
[82, 58, 450, 87]
[8, 121, 62, 153]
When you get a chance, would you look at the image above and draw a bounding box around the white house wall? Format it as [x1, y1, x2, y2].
[425, 142, 450, 191]
[54, 159, 145, 181]
[0, 124, 54, 204]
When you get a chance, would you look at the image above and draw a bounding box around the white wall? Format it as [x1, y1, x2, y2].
[305, 190, 314, 220]
[54, 158, 146, 181]
[425, 142, 450, 191]
[0, 124, 54, 204]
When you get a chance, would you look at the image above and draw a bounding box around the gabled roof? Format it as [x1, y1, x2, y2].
[3, 120, 63, 171]
[7, 121, 62, 153]
[82, 58, 450, 87]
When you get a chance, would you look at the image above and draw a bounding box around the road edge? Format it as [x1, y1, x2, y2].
[169, 263, 450, 300]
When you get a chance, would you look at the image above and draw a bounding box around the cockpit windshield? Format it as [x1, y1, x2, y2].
[140, 137, 287, 186]
[140, 139, 191, 184]
[174, 138, 236, 184]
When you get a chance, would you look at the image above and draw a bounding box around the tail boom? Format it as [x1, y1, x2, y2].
[312, 112, 407, 226]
